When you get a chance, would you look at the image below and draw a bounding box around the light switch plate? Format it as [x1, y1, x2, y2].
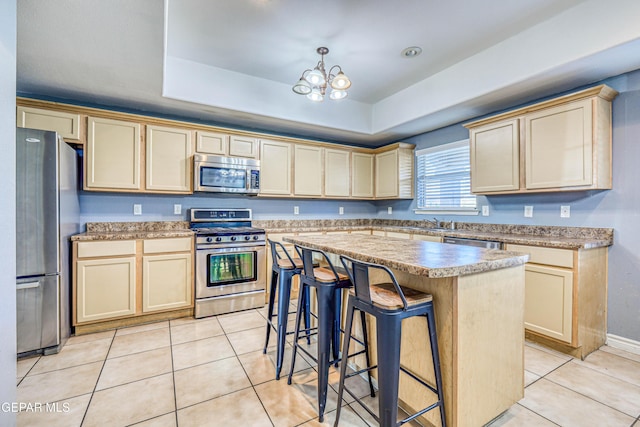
[133, 204, 142, 215]
[482, 206, 489, 216]
[294, 206, 299, 215]
[560, 205, 570, 218]
[524, 205, 533, 218]
[339, 207, 344, 215]
[173, 204, 182, 215]
[387, 207, 393, 215]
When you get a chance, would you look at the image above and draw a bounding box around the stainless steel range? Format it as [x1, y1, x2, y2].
[190, 208, 266, 318]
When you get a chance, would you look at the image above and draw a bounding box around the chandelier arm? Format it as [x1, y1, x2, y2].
[327, 65, 343, 81]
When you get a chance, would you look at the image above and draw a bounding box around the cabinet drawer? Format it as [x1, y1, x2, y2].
[77, 240, 137, 258]
[386, 231, 411, 239]
[143, 237, 192, 254]
[506, 244, 573, 268]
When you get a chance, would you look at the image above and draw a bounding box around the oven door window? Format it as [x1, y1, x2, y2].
[200, 166, 246, 190]
[208, 251, 256, 286]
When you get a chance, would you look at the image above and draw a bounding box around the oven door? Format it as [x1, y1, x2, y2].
[195, 244, 266, 299]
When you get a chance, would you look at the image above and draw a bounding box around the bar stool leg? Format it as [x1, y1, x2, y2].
[360, 310, 376, 398]
[287, 280, 308, 385]
[426, 309, 446, 427]
[333, 296, 356, 427]
[275, 269, 294, 380]
[263, 269, 279, 353]
[315, 284, 336, 423]
[376, 315, 402, 427]
[303, 284, 311, 345]
[332, 287, 342, 365]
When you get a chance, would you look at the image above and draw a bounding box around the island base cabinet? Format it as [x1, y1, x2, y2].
[142, 253, 192, 312]
[349, 266, 524, 427]
[75, 257, 136, 323]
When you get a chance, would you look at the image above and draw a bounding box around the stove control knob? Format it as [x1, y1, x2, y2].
[244, 236, 251, 241]
[253, 235, 259, 240]
[215, 237, 222, 242]
[206, 237, 213, 243]
[230, 236, 237, 241]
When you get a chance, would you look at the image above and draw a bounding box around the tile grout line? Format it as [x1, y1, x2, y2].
[168, 320, 180, 427]
[78, 331, 116, 427]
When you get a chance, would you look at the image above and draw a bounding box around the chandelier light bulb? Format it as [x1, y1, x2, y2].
[329, 89, 348, 100]
[307, 88, 324, 102]
[292, 78, 312, 95]
[330, 72, 351, 90]
[306, 68, 326, 86]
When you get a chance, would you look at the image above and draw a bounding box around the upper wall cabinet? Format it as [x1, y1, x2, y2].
[196, 131, 228, 155]
[374, 144, 414, 199]
[259, 139, 292, 196]
[351, 152, 374, 198]
[324, 148, 351, 198]
[229, 135, 259, 158]
[294, 144, 323, 197]
[85, 117, 141, 191]
[465, 85, 618, 195]
[146, 125, 193, 193]
[17, 106, 82, 141]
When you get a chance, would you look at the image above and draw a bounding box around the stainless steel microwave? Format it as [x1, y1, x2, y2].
[193, 154, 260, 194]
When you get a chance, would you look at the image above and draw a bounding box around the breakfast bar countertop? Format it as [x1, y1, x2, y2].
[283, 233, 529, 278]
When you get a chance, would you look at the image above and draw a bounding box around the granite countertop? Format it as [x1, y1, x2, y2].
[284, 234, 529, 278]
[71, 221, 193, 241]
[255, 219, 613, 250]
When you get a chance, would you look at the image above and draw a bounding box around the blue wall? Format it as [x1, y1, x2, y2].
[80, 69, 640, 343]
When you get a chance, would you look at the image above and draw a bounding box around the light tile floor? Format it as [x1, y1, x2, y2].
[14, 306, 640, 427]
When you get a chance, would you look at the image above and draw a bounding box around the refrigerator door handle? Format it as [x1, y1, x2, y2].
[17, 281, 41, 290]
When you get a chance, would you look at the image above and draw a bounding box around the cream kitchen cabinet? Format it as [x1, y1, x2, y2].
[73, 237, 194, 332]
[412, 234, 442, 242]
[145, 125, 193, 193]
[74, 240, 137, 324]
[230, 135, 259, 158]
[142, 238, 193, 313]
[294, 144, 323, 197]
[17, 106, 82, 141]
[465, 85, 617, 195]
[352, 152, 374, 198]
[85, 116, 141, 191]
[374, 144, 414, 199]
[469, 118, 520, 193]
[196, 131, 228, 155]
[324, 148, 351, 197]
[505, 243, 607, 359]
[259, 139, 292, 196]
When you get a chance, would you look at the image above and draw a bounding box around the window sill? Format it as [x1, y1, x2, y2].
[414, 209, 479, 216]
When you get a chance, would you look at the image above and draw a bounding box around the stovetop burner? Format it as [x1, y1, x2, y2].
[189, 208, 265, 246]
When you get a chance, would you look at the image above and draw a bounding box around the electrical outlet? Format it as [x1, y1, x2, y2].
[133, 204, 142, 215]
[339, 207, 344, 215]
[294, 206, 299, 215]
[387, 206, 393, 215]
[560, 205, 571, 218]
[482, 205, 489, 216]
[173, 204, 182, 215]
[524, 205, 533, 218]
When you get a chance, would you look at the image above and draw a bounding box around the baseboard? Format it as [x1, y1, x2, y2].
[606, 333, 640, 355]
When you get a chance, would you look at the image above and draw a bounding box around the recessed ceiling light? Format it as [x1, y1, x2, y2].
[401, 46, 422, 58]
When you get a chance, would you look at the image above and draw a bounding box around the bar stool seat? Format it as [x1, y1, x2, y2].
[263, 240, 311, 380]
[287, 245, 374, 423]
[335, 255, 446, 427]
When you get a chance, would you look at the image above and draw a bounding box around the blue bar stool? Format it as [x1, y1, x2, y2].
[263, 239, 311, 380]
[335, 255, 446, 427]
[287, 245, 375, 422]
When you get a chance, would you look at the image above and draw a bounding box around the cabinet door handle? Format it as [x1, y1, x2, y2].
[17, 281, 40, 290]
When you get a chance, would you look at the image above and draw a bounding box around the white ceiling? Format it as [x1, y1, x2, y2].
[17, 0, 640, 147]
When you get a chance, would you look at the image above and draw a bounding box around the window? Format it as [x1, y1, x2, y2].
[415, 140, 477, 213]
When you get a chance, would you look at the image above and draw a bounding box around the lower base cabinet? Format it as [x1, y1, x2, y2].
[76, 256, 136, 323]
[73, 237, 194, 329]
[506, 243, 607, 359]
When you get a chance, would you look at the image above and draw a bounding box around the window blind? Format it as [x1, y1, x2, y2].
[415, 140, 476, 210]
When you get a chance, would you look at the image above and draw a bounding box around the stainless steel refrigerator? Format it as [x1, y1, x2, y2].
[16, 128, 79, 355]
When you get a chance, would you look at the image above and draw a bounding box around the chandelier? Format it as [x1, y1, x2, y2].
[292, 47, 351, 102]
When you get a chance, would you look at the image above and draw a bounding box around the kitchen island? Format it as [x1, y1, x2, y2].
[284, 234, 529, 427]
